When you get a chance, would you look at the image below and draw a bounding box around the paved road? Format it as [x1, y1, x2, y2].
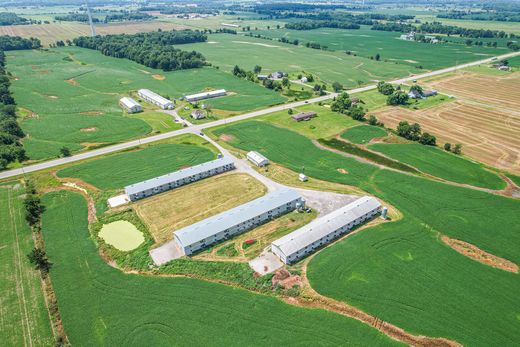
[2, 51, 519, 180]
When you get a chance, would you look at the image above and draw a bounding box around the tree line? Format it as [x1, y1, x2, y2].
[0, 49, 26, 169]
[0, 35, 41, 51]
[285, 20, 360, 31]
[437, 11, 520, 23]
[55, 12, 155, 23]
[0, 12, 31, 26]
[73, 30, 208, 71]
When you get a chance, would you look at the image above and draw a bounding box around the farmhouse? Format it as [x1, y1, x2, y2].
[185, 89, 227, 102]
[400, 31, 416, 41]
[247, 151, 269, 167]
[191, 109, 205, 119]
[137, 89, 174, 109]
[292, 111, 317, 122]
[119, 97, 142, 113]
[271, 196, 381, 264]
[270, 71, 285, 79]
[408, 90, 422, 99]
[125, 156, 235, 201]
[173, 188, 304, 255]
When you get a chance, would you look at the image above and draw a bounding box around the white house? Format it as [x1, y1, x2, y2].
[247, 151, 269, 167]
[173, 189, 304, 255]
[137, 89, 174, 109]
[125, 156, 235, 201]
[271, 196, 381, 264]
[185, 89, 227, 102]
[119, 97, 142, 113]
[191, 109, 206, 119]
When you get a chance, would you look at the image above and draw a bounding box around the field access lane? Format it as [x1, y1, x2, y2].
[1, 50, 519, 180]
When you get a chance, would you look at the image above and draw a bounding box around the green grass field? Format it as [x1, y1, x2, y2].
[40, 189, 402, 346]
[57, 142, 216, 190]
[369, 143, 505, 189]
[340, 125, 387, 144]
[180, 33, 417, 88]
[211, 120, 520, 345]
[0, 186, 54, 346]
[7, 47, 285, 160]
[260, 104, 358, 139]
[250, 26, 508, 70]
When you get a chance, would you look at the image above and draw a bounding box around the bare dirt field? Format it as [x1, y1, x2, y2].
[374, 101, 520, 175]
[133, 173, 267, 244]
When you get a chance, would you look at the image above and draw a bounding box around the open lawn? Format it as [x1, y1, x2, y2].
[0, 186, 53, 346]
[57, 141, 216, 190]
[180, 33, 417, 88]
[8, 47, 284, 160]
[260, 104, 358, 139]
[369, 143, 505, 189]
[134, 173, 267, 244]
[341, 125, 388, 144]
[212, 120, 520, 346]
[251, 26, 508, 70]
[40, 189, 401, 346]
[128, 111, 183, 134]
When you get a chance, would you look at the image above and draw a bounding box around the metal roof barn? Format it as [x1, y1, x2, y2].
[137, 89, 174, 109]
[247, 151, 269, 167]
[119, 97, 142, 113]
[272, 196, 381, 263]
[185, 89, 227, 102]
[124, 156, 235, 198]
[174, 188, 302, 251]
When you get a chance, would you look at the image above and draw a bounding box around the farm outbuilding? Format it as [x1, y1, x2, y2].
[119, 97, 142, 113]
[271, 196, 381, 264]
[124, 156, 235, 201]
[137, 89, 174, 109]
[292, 111, 317, 122]
[247, 151, 269, 167]
[173, 188, 304, 255]
[191, 110, 206, 119]
[185, 89, 227, 102]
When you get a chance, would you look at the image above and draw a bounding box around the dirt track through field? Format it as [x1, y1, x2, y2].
[374, 101, 520, 174]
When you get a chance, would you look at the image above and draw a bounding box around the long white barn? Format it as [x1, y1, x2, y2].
[137, 89, 174, 109]
[125, 156, 235, 201]
[271, 196, 381, 264]
[174, 189, 304, 255]
[185, 89, 226, 102]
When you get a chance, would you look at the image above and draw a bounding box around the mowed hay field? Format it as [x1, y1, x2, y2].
[40, 190, 401, 346]
[0, 186, 53, 346]
[251, 26, 508, 70]
[8, 47, 285, 160]
[373, 102, 520, 175]
[134, 173, 267, 244]
[180, 33, 416, 88]
[212, 121, 520, 346]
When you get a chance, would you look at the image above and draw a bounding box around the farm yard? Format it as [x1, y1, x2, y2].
[7, 47, 285, 160]
[250, 26, 508, 70]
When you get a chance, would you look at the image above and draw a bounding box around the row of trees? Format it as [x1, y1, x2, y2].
[285, 20, 360, 31]
[0, 49, 26, 169]
[396, 121, 436, 146]
[73, 30, 208, 71]
[0, 35, 41, 51]
[55, 12, 155, 24]
[437, 11, 520, 23]
[0, 12, 31, 26]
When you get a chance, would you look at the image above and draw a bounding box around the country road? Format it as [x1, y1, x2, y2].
[1, 50, 519, 180]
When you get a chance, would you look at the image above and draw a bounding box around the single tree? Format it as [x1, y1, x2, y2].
[253, 65, 262, 74]
[27, 248, 52, 274]
[368, 115, 378, 126]
[288, 108, 293, 115]
[444, 143, 451, 151]
[332, 82, 343, 92]
[60, 146, 71, 157]
[453, 143, 463, 154]
[375, 53, 381, 61]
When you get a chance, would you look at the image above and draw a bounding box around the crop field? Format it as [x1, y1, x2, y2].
[0, 186, 53, 346]
[426, 71, 520, 111]
[250, 26, 507, 70]
[180, 33, 417, 88]
[373, 101, 520, 175]
[341, 125, 388, 144]
[368, 143, 504, 189]
[8, 47, 284, 160]
[212, 120, 520, 346]
[39, 189, 401, 346]
[57, 141, 216, 190]
[260, 104, 358, 139]
[134, 173, 267, 244]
